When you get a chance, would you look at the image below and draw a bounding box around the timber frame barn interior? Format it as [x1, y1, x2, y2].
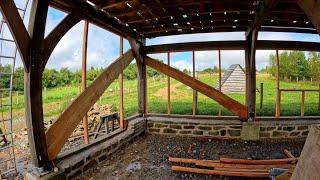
[0, 0, 320, 178]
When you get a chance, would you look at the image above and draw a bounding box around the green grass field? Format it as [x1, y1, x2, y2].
[1, 72, 320, 124]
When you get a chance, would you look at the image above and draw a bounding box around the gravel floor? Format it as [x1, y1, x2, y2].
[84, 134, 305, 180]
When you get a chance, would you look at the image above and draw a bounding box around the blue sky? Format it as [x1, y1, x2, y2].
[1, 1, 319, 71]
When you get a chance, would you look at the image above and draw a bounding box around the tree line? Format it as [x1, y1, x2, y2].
[0, 63, 161, 91]
[265, 51, 320, 81]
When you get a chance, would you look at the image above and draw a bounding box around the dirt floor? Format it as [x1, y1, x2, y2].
[83, 134, 305, 180]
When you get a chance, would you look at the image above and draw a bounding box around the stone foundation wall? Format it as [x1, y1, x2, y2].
[56, 117, 146, 179]
[147, 116, 320, 139]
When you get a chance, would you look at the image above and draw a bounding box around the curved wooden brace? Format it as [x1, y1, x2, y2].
[144, 56, 248, 120]
[43, 10, 83, 70]
[46, 50, 134, 160]
[0, 0, 31, 70]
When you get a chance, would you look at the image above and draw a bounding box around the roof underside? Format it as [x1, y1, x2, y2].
[50, 0, 318, 39]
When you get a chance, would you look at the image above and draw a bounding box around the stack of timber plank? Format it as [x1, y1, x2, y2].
[169, 150, 298, 178]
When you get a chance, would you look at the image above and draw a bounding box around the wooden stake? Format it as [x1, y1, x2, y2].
[275, 50, 281, 118]
[301, 91, 305, 117]
[82, 20, 89, 144]
[167, 52, 171, 115]
[218, 50, 222, 116]
[119, 36, 124, 128]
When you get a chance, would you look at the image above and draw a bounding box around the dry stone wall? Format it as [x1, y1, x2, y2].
[147, 117, 320, 139]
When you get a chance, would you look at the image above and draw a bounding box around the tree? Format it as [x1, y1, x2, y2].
[309, 52, 320, 81]
[13, 67, 24, 91]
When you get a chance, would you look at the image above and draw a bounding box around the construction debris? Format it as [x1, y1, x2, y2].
[169, 152, 299, 178]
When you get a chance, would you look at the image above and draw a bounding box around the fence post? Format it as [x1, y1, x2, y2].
[260, 83, 263, 114]
[318, 84, 320, 111]
[301, 91, 305, 117]
[16, 91, 18, 105]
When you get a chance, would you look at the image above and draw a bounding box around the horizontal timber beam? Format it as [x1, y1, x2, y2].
[46, 50, 135, 160]
[144, 56, 248, 120]
[144, 40, 320, 54]
[144, 41, 247, 53]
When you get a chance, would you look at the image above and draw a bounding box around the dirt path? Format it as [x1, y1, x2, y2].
[154, 82, 191, 100]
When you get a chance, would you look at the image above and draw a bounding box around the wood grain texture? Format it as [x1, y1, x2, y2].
[25, 0, 50, 168]
[0, 0, 31, 70]
[46, 50, 134, 160]
[145, 56, 248, 120]
[291, 126, 320, 180]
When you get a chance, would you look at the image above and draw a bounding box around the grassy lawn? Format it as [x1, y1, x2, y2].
[2, 72, 320, 125]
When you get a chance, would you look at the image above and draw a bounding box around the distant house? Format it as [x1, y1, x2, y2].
[216, 64, 246, 93]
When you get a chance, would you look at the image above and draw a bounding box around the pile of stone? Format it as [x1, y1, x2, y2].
[71, 103, 114, 137]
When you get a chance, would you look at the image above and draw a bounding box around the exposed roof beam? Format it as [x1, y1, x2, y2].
[95, 0, 131, 10]
[297, 0, 320, 33]
[246, 0, 277, 36]
[144, 40, 320, 54]
[49, 0, 143, 40]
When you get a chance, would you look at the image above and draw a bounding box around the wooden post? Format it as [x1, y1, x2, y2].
[24, 0, 50, 168]
[192, 51, 197, 116]
[82, 21, 89, 144]
[260, 83, 264, 114]
[167, 52, 171, 114]
[318, 84, 320, 110]
[128, 39, 147, 115]
[301, 91, 305, 117]
[218, 50, 222, 116]
[245, 28, 258, 121]
[275, 50, 281, 118]
[16, 91, 19, 105]
[119, 36, 124, 128]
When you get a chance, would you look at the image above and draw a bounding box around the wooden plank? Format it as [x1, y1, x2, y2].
[25, 0, 50, 168]
[220, 157, 298, 165]
[196, 161, 295, 169]
[167, 52, 171, 115]
[82, 21, 89, 144]
[171, 166, 269, 177]
[128, 38, 147, 114]
[291, 126, 320, 180]
[144, 56, 248, 120]
[119, 36, 124, 128]
[43, 10, 82, 67]
[276, 50, 280, 118]
[0, 0, 31, 70]
[301, 91, 305, 117]
[144, 41, 320, 54]
[46, 50, 135, 160]
[96, 0, 131, 9]
[168, 157, 219, 164]
[298, 0, 320, 33]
